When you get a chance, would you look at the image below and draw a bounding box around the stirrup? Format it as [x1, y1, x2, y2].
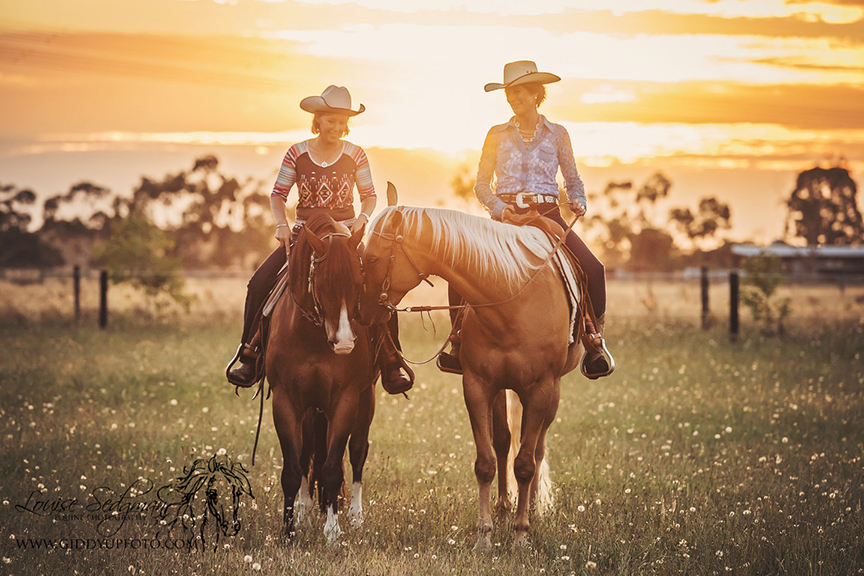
[226, 343, 261, 388]
[436, 350, 462, 375]
[580, 335, 615, 380]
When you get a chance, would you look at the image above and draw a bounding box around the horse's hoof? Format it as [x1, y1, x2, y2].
[512, 532, 532, 550]
[348, 509, 364, 529]
[473, 535, 492, 553]
[324, 511, 342, 544]
[324, 528, 342, 546]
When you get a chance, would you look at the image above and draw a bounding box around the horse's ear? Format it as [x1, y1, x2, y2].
[349, 223, 364, 251]
[386, 181, 398, 207]
[305, 226, 326, 256]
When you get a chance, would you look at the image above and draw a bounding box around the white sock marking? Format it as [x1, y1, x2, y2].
[324, 506, 341, 544]
[348, 482, 363, 527]
[295, 475, 312, 524]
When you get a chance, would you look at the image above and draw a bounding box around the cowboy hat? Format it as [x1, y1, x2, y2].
[484, 60, 561, 93]
[299, 85, 365, 116]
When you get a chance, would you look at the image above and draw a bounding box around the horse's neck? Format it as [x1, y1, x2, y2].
[407, 227, 547, 314]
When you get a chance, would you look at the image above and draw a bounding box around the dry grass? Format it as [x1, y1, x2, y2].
[1, 303, 863, 574]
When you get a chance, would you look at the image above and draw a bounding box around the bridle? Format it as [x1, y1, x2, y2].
[368, 207, 435, 314]
[292, 230, 359, 327]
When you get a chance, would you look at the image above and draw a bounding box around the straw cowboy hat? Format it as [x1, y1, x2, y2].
[484, 60, 561, 93]
[299, 85, 365, 116]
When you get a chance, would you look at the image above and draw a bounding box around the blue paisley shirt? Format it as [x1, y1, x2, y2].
[474, 115, 586, 219]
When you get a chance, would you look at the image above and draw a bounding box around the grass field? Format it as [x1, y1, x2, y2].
[1, 295, 863, 574]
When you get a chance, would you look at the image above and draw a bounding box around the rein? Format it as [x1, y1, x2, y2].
[367, 207, 578, 366]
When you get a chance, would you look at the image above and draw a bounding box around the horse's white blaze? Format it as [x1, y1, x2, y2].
[295, 475, 312, 524]
[506, 391, 554, 515]
[331, 303, 355, 354]
[324, 507, 341, 543]
[347, 482, 363, 528]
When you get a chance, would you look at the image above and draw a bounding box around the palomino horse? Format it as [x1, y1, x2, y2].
[266, 213, 376, 543]
[361, 206, 583, 549]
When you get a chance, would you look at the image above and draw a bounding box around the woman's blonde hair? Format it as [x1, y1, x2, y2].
[311, 113, 351, 136]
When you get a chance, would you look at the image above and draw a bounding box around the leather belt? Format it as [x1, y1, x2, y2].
[498, 192, 559, 210]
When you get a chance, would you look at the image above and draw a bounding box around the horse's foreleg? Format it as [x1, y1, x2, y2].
[321, 394, 358, 545]
[491, 390, 511, 518]
[296, 411, 317, 525]
[512, 383, 559, 549]
[347, 386, 374, 529]
[272, 390, 303, 541]
[463, 374, 496, 552]
[530, 426, 553, 515]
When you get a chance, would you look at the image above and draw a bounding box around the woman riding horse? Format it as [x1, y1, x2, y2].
[226, 85, 413, 395]
[438, 61, 613, 379]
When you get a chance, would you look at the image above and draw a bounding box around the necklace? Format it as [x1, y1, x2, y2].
[310, 140, 340, 167]
[514, 118, 541, 144]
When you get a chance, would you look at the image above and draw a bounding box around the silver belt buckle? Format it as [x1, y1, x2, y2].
[514, 191, 530, 209]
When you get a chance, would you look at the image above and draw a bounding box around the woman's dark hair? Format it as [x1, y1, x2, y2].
[311, 113, 351, 137]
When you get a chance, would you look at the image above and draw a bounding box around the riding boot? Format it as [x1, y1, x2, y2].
[581, 313, 614, 379]
[227, 247, 288, 388]
[227, 333, 262, 388]
[225, 344, 261, 388]
[379, 315, 414, 395]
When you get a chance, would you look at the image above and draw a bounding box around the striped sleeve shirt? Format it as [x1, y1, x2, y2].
[271, 141, 375, 209]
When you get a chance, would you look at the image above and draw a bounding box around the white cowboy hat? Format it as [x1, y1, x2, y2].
[484, 60, 561, 93]
[299, 85, 365, 116]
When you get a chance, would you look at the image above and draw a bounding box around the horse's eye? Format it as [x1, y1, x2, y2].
[366, 255, 379, 264]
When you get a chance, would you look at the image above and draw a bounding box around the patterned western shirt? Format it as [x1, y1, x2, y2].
[474, 115, 586, 219]
[271, 140, 375, 209]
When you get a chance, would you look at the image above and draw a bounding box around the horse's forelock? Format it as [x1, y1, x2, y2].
[315, 235, 363, 309]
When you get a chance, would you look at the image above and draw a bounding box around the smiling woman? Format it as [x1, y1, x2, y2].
[225, 85, 414, 395]
[1, 0, 863, 245]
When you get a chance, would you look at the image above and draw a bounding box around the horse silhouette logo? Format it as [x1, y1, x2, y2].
[156, 454, 253, 551]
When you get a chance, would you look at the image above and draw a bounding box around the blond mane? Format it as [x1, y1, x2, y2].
[370, 207, 554, 290]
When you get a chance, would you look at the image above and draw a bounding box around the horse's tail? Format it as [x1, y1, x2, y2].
[506, 390, 554, 515]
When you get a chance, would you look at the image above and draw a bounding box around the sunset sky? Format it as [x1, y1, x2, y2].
[2, 0, 863, 241]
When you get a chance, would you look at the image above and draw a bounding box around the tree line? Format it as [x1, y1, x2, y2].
[1, 157, 861, 276]
[1, 156, 278, 271]
[454, 163, 862, 271]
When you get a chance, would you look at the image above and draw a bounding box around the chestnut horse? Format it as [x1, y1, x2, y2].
[361, 206, 583, 549]
[265, 214, 375, 543]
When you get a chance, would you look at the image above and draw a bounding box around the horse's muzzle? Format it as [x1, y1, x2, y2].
[330, 341, 355, 355]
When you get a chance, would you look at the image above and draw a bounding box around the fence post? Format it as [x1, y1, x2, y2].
[701, 266, 709, 330]
[73, 265, 81, 322]
[729, 270, 739, 341]
[99, 270, 108, 329]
